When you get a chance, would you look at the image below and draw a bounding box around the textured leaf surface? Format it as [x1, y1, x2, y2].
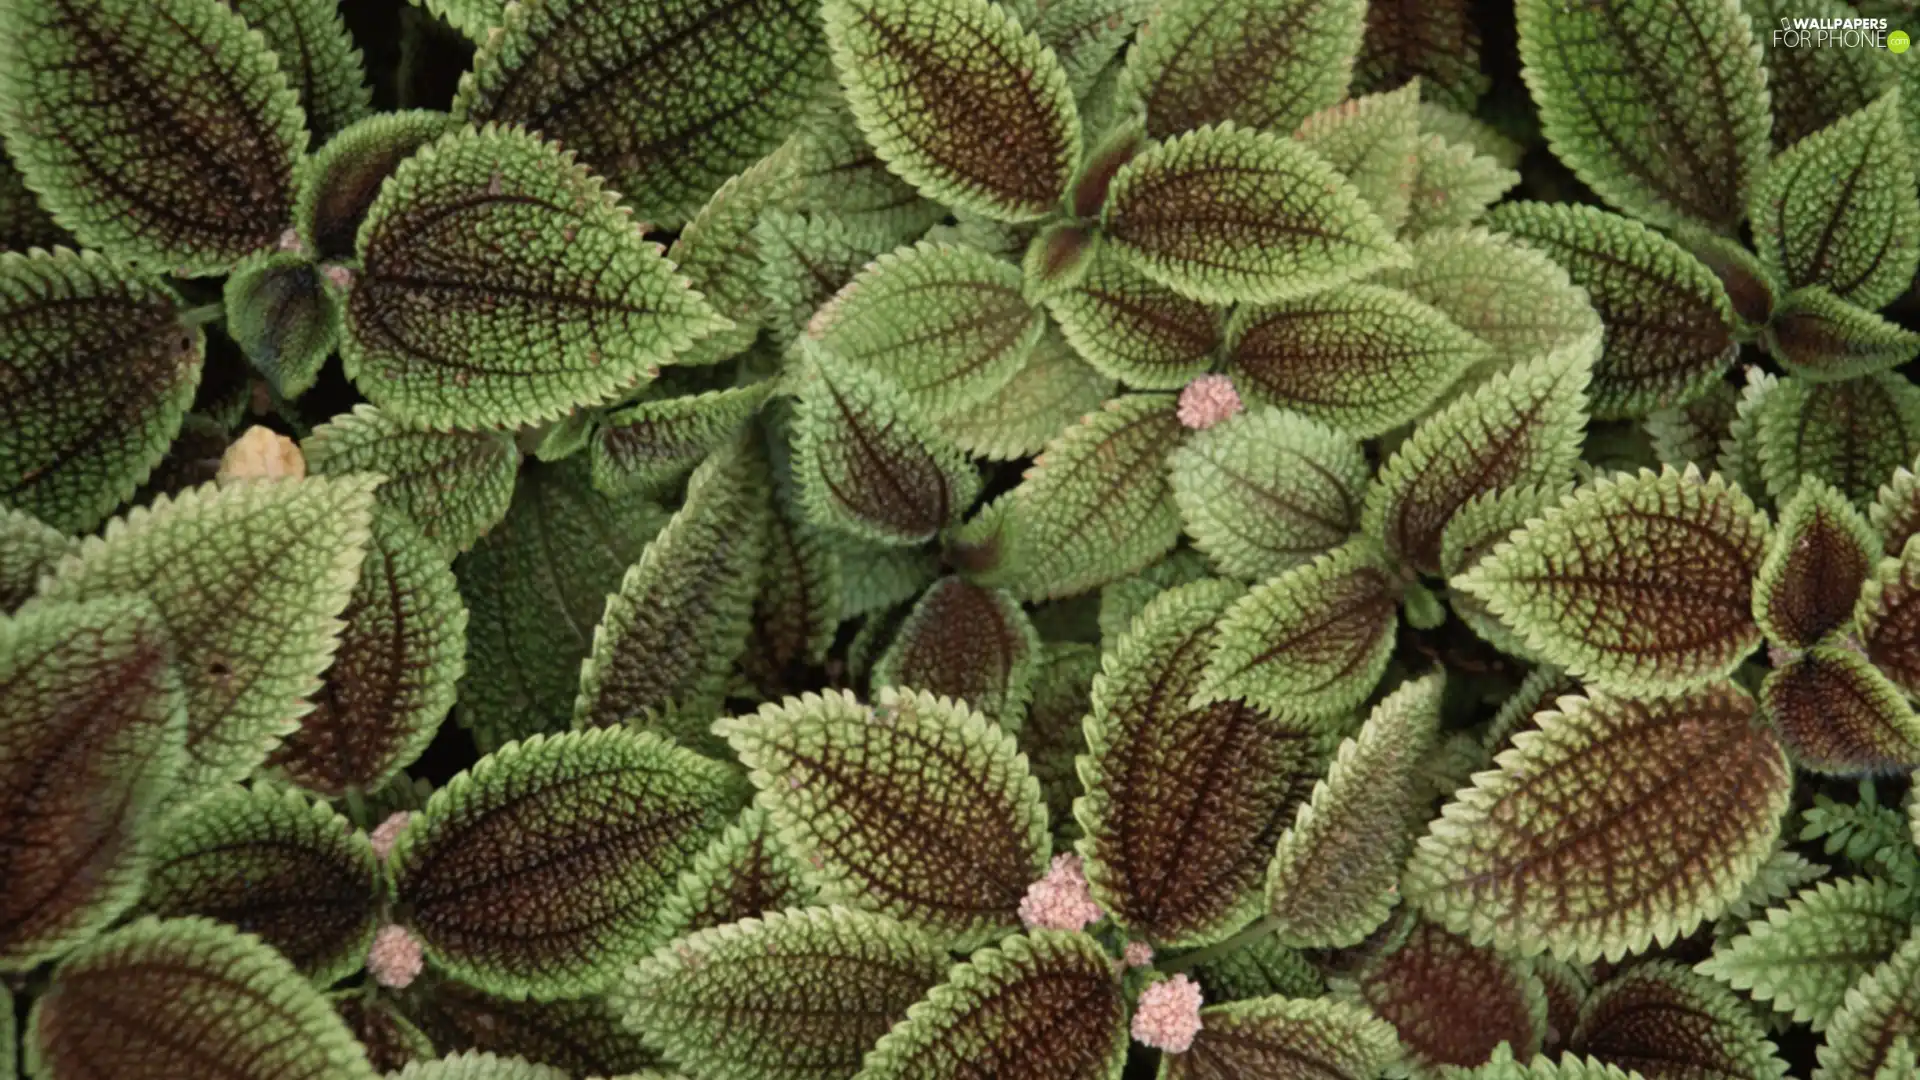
[1163, 996, 1399, 1080]
[1364, 348, 1593, 577]
[1223, 283, 1486, 438]
[649, 806, 815, 941]
[0, 506, 69, 612]
[1199, 539, 1402, 720]
[295, 110, 458, 259]
[1078, 579, 1324, 946]
[1168, 406, 1368, 583]
[333, 992, 434, 1073]
[454, 458, 667, 751]
[1754, 478, 1876, 649]
[954, 394, 1182, 601]
[35, 475, 376, 796]
[823, 0, 1079, 222]
[389, 1052, 571, 1080]
[1762, 646, 1920, 776]
[1756, 373, 1920, 507]
[855, 930, 1127, 1080]
[805, 242, 1043, 417]
[1813, 931, 1920, 1080]
[590, 383, 772, 498]
[0, 598, 184, 972]
[719, 687, 1051, 948]
[1103, 125, 1404, 305]
[222, 250, 338, 400]
[1855, 536, 1920, 701]
[1020, 642, 1098, 840]
[1750, 0, 1893, 149]
[1293, 84, 1423, 235]
[1121, 0, 1363, 139]
[872, 577, 1041, 730]
[304, 405, 519, 559]
[1515, 0, 1770, 231]
[792, 106, 946, 242]
[139, 786, 378, 986]
[933, 331, 1115, 461]
[27, 916, 376, 1079]
[455, 0, 826, 228]
[396, 980, 659, 1076]
[390, 728, 737, 999]
[342, 126, 726, 430]
[0, 152, 66, 253]
[792, 350, 980, 547]
[660, 144, 805, 369]
[1380, 226, 1603, 376]
[1191, 936, 1324, 1004]
[265, 509, 467, 797]
[0, 249, 204, 533]
[573, 441, 767, 746]
[743, 497, 842, 699]
[620, 906, 947, 1080]
[1457, 468, 1769, 692]
[1266, 674, 1444, 949]
[1044, 247, 1222, 389]
[1751, 91, 1919, 312]
[1765, 287, 1920, 383]
[1568, 961, 1788, 1080]
[1400, 133, 1519, 237]
[226, 0, 369, 144]
[1405, 682, 1792, 962]
[1355, 2, 1487, 110]
[1488, 202, 1737, 420]
[0, 0, 306, 272]
[754, 210, 895, 345]
[1353, 919, 1547, 1073]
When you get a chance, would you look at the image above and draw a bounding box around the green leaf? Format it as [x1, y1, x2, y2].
[1514, 0, 1770, 232]
[1417, 103, 1524, 170]
[648, 806, 815, 941]
[1765, 286, 1920, 382]
[1405, 681, 1792, 962]
[0, 506, 70, 613]
[389, 1052, 568, 1080]
[1222, 283, 1487, 437]
[753, 210, 895, 346]
[0, 149, 67, 254]
[1567, 960, 1788, 1080]
[1455, 468, 1770, 693]
[1762, 646, 1920, 777]
[1021, 223, 1102, 302]
[804, 241, 1044, 417]
[1043, 246, 1223, 389]
[1355, 5, 1488, 111]
[226, 0, 370, 145]
[138, 785, 379, 986]
[395, 981, 658, 1076]
[304, 404, 520, 560]
[1191, 936, 1325, 1004]
[1814, 929, 1920, 1080]
[872, 577, 1043, 731]
[1364, 347, 1593, 577]
[1442, 1048, 1643, 1080]
[1077, 579, 1326, 945]
[1266, 674, 1445, 949]
[1700, 875, 1918, 1030]
[954, 394, 1183, 601]
[791, 348, 982, 547]
[742, 497, 842, 699]
[855, 930, 1128, 1080]
[1294, 83, 1424, 235]
[1749, 0, 1894, 149]
[1757, 373, 1920, 507]
[455, 0, 826, 229]
[1401, 133, 1520, 237]
[33, 475, 376, 797]
[932, 330, 1116, 462]
[1101, 124, 1405, 305]
[0, 249, 205, 533]
[222, 250, 340, 400]
[1720, 367, 1781, 506]
[1197, 538, 1403, 720]
[341, 125, 728, 430]
[1162, 995, 1402, 1080]
[836, 538, 942, 620]
[1441, 484, 1575, 660]
[1168, 406, 1368, 583]
[1719, 848, 1830, 926]
[620, 906, 948, 1080]
[791, 105, 946, 244]
[455, 458, 667, 751]
[1856, 535, 1920, 701]
[1487, 201, 1738, 419]
[264, 509, 467, 797]
[661, 143, 806, 369]
[590, 383, 773, 499]
[573, 440, 769, 747]
[1379, 226, 1604, 376]
[0, 0, 307, 273]
[390, 727, 737, 999]
[823, 0, 1079, 222]
[0, 598, 184, 972]
[294, 110, 459, 260]
[1752, 90, 1920, 312]
[719, 687, 1051, 947]
[1874, 459, 1920, 558]
[26, 916, 377, 1079]
[1120, 0, 1364, 139]
[1755, 477, 1877, 648]
[1021, 642, 1099, 841]
[1349, 918, 1548, 1074]
[1646, 382, 1739, 476]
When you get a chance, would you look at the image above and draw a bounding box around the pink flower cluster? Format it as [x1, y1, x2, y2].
[1131, 974, 1205, 1054]
[1017, 853, 1103, 932]
[1177, 374, 1243, 430]
[366, 925, 424, 989]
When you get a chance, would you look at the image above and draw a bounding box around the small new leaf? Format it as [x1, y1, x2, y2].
[1379, 226, 1603, 375]
[295, 110, 458, 259]
[1401, 133, 1520, 237]
[932, 331, 1116, 461]
[1765, 287, 1920, 383]
[1756, 373, 1920, 507]
[1293, 83, 1424, 235]
[222, 251, 339, 400]
[1754, 477, 1877, 648]
[872, 577, 1042, 731]
[648, 806, 816, 941]
[590, 383, 773, 498]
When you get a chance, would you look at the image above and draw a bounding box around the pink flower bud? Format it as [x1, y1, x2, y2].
[367, 925, 424, 989]
[1131, 973, 1204, 1054]
[1017, 853, 1103, 932]
[1177, 374, 1243, 430]
[368, 811, 411, 861]
[1123, 941, 1155, 968]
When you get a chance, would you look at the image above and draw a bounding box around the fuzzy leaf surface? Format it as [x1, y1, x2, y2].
[1293, 84, 1423, 235]
[395, 980, 659, 1076]
[1401, 133, 1520, 237]
[34, 475, 376, 797]
[342, 126, 726, 430]
[226, 0, 369, 144]
[1750, 0, 1893, 149]
[591, 384, 773, 499]
[662, 144, 806, 369]
[26, 916, 376, 1080]
[1754, 477, 1876, 649]
[1162, 996, 1401, 1080]
[1756, 373, 1920, 507]
[1405, 682, 1792, 962]
[754, 210, 895, 346]
[1855, 535, 1920, 701]
[1354, 1, 1487, 109]
[1567, 960, 1788, 1080]
[0, 598, 184, 972]
[304, 405, 520, 559]
[0, 507, 70, 613]
[743, 497, 842, 700]
[222, 251, 337, 400]
[0, 250, 204, 533]
[872, 577, 1041, 731]
[1121, 0, 1364, 139]
[1762, 646, 1920, 776]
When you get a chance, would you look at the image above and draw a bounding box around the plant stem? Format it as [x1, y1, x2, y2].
[1159, 914, 1284, 975]
[181, 302, 226, 327]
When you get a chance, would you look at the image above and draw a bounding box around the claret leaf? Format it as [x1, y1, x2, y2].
[391, 977, 660, 1075]
[648, 806, 817, 942]
[1757, 373, 1920, 507]
[1161, 995, 1401, 1080]
[1855, 535, 1920, 700]
[1765, 287, 1920, 383]
[1043, 247, 1223, 390]
[872, 576, 1042, 731]
[1404, 681, 1792, 962]
[1566, 960, 1789, 1080]
[1754, 477, 1878, 649]
[1347, 917, 1548, 1075]
[1760, 647, 1920, 776]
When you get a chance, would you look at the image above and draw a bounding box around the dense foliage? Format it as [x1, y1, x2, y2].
[4, 0, 1920, 1077]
